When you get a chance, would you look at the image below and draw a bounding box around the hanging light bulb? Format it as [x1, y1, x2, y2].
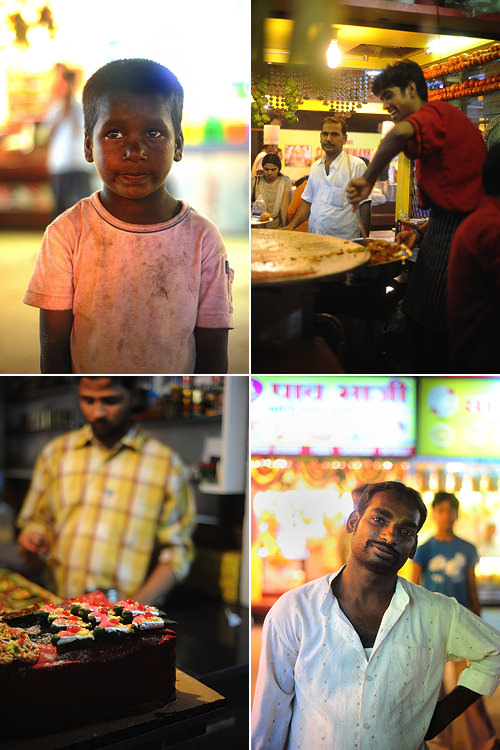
[327, 39, 341, 69]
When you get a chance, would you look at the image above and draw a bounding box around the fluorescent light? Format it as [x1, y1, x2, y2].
[425, 36, 474, 56]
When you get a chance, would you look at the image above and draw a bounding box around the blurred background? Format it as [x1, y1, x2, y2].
[0, 0, 249, 373]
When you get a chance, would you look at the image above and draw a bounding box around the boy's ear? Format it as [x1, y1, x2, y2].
[346, 510, 360, 534]
[84, 133, 94, 163]
[174, 131, 184, 162]
[406, 81, 418, 98]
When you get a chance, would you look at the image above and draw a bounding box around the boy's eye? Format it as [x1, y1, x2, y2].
[105, 130, 123, 139]
[147, 129, 163, 139]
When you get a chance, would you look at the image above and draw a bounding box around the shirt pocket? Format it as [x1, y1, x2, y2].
[388, 644, 436, 699]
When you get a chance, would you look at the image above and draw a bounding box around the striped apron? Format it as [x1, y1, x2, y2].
[403, 207, 470, 334]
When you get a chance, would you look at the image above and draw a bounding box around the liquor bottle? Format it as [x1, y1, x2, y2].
[182, 376, 193, 418]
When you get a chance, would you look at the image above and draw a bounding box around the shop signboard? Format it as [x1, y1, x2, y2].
[418, 377, 500, 458]
[251, 376, 416, 457]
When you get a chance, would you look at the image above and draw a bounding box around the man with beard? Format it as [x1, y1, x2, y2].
[17, 377, 195, 604]
[251, 481, 500, 750]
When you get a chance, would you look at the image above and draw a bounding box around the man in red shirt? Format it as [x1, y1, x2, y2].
[447, 142, 500, 371]
[347, 61, 486, 370]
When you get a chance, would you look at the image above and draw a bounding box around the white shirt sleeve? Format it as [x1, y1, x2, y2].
[251, 605, 297, 750]
[446, 597, 500, 696]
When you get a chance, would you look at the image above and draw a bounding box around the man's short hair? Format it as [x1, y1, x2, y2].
[357, 481, 428, 531]
[321, 115, 347, 136]
[483, 142, 500, 197]
[78, 376, 137, 392]
[432, 491, 460, 511]
[372, 61, 428, 103]
[82, 58, 184, 139]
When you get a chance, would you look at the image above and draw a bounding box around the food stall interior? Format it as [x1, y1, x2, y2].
[0, 376, 249, 749]
[251, 1, 500, 373]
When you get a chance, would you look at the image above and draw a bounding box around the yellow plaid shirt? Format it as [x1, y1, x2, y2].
[17, 424, 195, 599]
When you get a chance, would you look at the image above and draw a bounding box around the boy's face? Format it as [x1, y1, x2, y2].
[432, 500, 458, 535]
[84, 92, 183, 210]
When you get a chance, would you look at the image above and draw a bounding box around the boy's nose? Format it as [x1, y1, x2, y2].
[124, 138, 147, 160]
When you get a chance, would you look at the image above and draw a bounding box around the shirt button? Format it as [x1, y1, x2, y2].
[363, 723, 370, 729]
[366, 675, 373, 681]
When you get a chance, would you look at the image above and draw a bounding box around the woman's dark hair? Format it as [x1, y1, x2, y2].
[483, 142, 500, 197]
[83, 58, 184, 138]
[262, 152, 282, 173]
[372, 61, 428, 103]
[357, 481, 428, 531]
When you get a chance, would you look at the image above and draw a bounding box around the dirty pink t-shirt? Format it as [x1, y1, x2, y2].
[24, 193, 234, 373]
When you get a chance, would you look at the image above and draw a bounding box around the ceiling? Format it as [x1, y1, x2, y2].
[260, 18, 492, 71]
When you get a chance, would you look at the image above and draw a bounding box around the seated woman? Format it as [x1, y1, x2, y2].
[251, 153, 292, 228]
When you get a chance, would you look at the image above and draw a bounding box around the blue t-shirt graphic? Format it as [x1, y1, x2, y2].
[413, 536, 479, 608]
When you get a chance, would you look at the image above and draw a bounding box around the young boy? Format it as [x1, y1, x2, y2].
[411, 492, 499, 749]
[411, 491, 480, 612]
[24, 58, 234, 374]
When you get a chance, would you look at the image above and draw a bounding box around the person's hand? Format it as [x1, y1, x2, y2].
[18, 528, 49, 567]
[346, 177, 374, 207]
[281, 223, 292, 231]
[395, 229, 419, 249]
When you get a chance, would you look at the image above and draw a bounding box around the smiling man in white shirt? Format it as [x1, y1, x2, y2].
[251, 481, 500, 750]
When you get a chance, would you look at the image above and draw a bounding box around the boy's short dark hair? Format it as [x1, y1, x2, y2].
[357, 480, 428, 531]
[372, 61, 428, 103]
[82, 58, 184, 139]
[432, 491, 460, 511]
[321, 115, 347, 136]
[483, 142, 500, 197]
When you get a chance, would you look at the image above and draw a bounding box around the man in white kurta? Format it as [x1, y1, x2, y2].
[252, 482, 500, 750]
[285, 117, 370, 239]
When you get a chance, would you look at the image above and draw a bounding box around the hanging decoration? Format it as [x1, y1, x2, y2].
[251, 76, 271, 127]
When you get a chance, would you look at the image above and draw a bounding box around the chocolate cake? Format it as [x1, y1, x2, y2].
[0, 592, 177, 734]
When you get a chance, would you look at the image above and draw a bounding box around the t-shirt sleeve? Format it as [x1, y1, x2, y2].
[467, 541, 480, 568]
[413, 540, 430, 569]
[404, 103, 446, 160]
[196, 223, 234, 329]
[23, 220, 75, 310]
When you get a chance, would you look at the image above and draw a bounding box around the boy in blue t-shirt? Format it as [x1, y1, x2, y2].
[412, 492, 499, 749]
[412, 491, 480, 613]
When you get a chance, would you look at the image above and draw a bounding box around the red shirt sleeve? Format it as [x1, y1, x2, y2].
[402, 102, 485, 212]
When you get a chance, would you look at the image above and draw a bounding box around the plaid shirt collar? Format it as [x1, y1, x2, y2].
[75, 422, 146, 453]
